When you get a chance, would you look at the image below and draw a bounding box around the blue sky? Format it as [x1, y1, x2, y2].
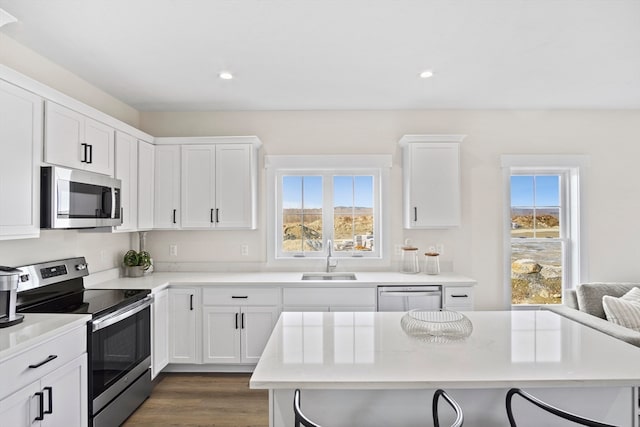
[511, 175, 560, 207]
[282, 175, 373, 209]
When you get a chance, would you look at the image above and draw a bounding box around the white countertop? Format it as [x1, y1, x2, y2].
[85, 271, 476, 292]
[0, 313, 91, 363]
[250, 310, 640, 390]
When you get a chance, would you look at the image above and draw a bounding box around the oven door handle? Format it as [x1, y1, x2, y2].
[379, 291, 441, 297]
[92, 296, 152, 332]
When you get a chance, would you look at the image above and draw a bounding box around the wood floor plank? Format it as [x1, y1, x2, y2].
[123, 373, 269, 427]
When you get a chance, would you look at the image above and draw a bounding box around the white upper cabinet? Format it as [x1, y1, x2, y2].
[400, 135, 465, 229]
[44, 101, 115, 176]
[157, 136, 260, 230]
[153, 145, 181, 229]
[114, 131, 138, 232]
[137, 140, 155, 230]
[0, 80, 42, 240]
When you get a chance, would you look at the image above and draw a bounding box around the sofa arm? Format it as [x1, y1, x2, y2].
[545, 305, 640, 348]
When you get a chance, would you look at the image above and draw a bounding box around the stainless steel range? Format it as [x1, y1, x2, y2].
[15, 257, 152, 427]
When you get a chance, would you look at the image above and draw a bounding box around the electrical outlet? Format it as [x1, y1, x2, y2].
[241, 245, 249, 256]
[169, 244, 178, 256]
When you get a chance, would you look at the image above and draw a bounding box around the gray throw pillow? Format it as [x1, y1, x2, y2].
[603, 287, 640, 331]
[576, 283, 640, 319]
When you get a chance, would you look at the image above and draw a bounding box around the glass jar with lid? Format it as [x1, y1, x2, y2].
[400, 241, 420, 274]
[424, 249, 440, 275]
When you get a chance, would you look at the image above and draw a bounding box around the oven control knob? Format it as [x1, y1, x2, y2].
[75, 263, 87, 271]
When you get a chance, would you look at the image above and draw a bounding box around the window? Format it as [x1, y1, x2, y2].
[266, 155, 391, 263]
[502, 155, 589, 308]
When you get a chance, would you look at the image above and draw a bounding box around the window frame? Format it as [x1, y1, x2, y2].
[266, 155, 391, 267]
[501, 155, 589, 309]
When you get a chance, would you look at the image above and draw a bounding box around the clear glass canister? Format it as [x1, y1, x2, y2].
[400, 246, 420, 274]
[424, 252, 440, 275]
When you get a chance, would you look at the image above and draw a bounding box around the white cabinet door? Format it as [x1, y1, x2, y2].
[241, 306, 279, 363]
[153, 145, 181, 229]
[83, 117, 114, 176]
[137, 140, 155, 230]
[401, 137, 463, 228]
[44, 101, 84, 170]
[215, 144, 253, 228]
[181, 145, 215, 229]
[0, 381, 41, 427]
[41, 355, 88, 427]
[152, 288, 169, 379]
[114, 131, 137, 232]
[168, 288, 200, 364]
[44, 102, 115, 176]
[0, 80, 42, 240]
[202, 306, 241, 364]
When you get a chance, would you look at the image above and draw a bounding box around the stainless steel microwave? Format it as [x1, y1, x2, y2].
[41, 166, 122, 229]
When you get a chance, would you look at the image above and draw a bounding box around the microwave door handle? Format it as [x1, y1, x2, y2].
[111, 188, 116, 219]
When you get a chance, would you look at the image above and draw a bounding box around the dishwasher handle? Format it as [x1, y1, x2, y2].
[379, 290, 441, 297]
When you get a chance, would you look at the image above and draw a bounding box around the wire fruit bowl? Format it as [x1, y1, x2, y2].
[401, 309, 473, 342]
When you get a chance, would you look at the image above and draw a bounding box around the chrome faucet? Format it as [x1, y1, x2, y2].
[326, 239, 338, 273]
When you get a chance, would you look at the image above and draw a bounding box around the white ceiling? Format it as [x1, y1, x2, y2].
[0, 0, 639, 111]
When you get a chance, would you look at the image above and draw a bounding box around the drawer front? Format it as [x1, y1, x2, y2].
[444, 286, 474, 308]
[202, 287, 280, 306]
[0, 325, 86, 400]
[283, 287, 376, 307]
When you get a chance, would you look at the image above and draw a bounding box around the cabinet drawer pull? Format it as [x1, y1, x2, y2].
[29, 354, 58, 369]
[231, 296, 248, 299]
[35, 391, 45, 421]
[451, 294, 468, 298]
[44, 386, 53, 415]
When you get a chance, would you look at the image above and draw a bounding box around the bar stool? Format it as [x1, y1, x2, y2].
[432, 389, 464, 427]
[294, 389, 322, 427]
[506, 388, 616, 427]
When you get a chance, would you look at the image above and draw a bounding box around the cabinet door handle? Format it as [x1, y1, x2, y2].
[210, 208, 214, 223]
[173, 209, 177, 224]
[121, 207, 124, 222]
[35, 391, 45, 421]
[189, 294, 194, 311]
[29, 354, 58, 369]
[44, 386, 53, 415]
[414, 207, 418, 222]
[235, 312, 239, 329]
[87, 144, 93, 164]
[241, 312, 245, 329]
[216, 208, 219, 223]
[451, 294, 469, 298]
[81, 143, 88, 163]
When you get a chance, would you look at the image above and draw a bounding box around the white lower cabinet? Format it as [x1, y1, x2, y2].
[152, 288, 169, 378]
[201, 287, 280, 365]
[202, 305, 279, 364]
[168, 288, 201, 364]
[0, 325, 88, 427]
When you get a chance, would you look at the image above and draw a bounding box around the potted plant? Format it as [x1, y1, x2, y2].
[123, 250, 152, 277]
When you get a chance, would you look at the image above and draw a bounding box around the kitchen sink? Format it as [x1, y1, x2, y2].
[301, 273, 358, 281]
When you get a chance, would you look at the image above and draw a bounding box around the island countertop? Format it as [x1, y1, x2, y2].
[250, 310, 640, 390]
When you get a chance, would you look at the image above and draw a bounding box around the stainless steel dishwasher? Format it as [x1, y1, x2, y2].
[377, 285, 442, 311]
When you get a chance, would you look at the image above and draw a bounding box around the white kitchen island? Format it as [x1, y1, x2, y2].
[250, 310, 640, 426]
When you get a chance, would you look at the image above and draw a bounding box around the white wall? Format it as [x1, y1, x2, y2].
[141, 110, 640, 310]
[0, 36, 138, 272]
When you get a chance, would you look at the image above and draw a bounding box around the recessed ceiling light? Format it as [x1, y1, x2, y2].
[419, 70, 434, 79]
[219, 71, 234, 80]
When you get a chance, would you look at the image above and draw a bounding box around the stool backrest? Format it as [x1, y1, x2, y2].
[294, 389, 322, 427]
[433, 389, 464, 427]
[506, 388, 616, 427]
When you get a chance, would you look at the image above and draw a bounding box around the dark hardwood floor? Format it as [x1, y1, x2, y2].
[123, 373, 269, 427]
